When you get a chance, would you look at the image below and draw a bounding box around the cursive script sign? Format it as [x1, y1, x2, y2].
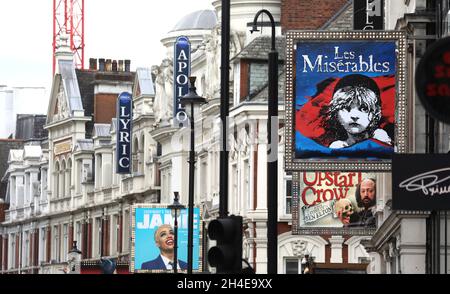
[393, 154, 450, 210]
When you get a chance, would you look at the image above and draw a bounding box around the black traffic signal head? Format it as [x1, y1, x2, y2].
[207, 215, 243, 273]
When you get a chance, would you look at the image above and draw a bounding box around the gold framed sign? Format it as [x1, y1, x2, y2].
[285, 31, 408, 171]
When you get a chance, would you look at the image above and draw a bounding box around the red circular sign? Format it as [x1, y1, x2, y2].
[416, 36, 450, 124]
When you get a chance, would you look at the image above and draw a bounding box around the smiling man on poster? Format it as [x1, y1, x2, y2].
[141, 224, 187, 270]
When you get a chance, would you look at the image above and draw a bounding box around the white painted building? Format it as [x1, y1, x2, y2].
[1, 0, 382, 274]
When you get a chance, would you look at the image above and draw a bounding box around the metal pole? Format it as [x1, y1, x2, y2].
[188, 102, 195, 274]
[174, 209, 178, 274]
[251, 8, 278, 275]
[267, 31, 278, 275]
[444, 210, 448, 274]
[219, 0, 230, 218]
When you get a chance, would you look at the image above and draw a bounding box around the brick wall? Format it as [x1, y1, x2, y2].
[281, 0, 349, 32]
[94, 93, 117, 124]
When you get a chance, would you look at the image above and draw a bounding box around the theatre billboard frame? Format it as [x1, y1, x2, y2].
[284, 30, 408, 172]
[130, 204, 203, 273]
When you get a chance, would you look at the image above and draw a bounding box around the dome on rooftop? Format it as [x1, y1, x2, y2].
[171, 10, 217, 32]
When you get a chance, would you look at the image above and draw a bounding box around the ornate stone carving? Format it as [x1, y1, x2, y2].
[291, 240, 307, 257]
[55, 83, 69, 121]
[152, 58, 174, 125]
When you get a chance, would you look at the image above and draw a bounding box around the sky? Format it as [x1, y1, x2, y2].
[0, 0, 214, 93]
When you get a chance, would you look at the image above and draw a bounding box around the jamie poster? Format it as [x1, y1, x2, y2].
[131, 205, 202, 273]
[293, 172, 377, 234]
[285, 31, 407, 171]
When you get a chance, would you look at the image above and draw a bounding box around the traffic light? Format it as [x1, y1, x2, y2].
[207, 215, 243, 273]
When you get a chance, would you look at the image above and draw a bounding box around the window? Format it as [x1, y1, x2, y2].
[41, 168, 48, 201]
[95, 155, 102, 188]
[54, 162, 60, 199]
[285, 173, 293, 215]
[24, 232, 30, 267]
[112, 215, 119, 255]
[75, 222, 82, 250]
[25, 173, 30, 204]
[140, 133, 145, 173]
[243, 159, 250, 212]
[231, 164, 238, 213]
[62, 224, 68, 262]
[60, 161, 66, 198]
[10, 236, 15, 269]
[95, 217, 102, 258]
[285, 259, 300, 274]
[76, 159, 82, 194]
[53, 226, 60, 262]
[200, 158, 207, 201]
[40, 228, 46, 263]
[66, 159, 72, 197]
[132, 137, 139, 174]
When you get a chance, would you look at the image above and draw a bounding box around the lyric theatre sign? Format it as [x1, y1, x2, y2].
[116, 92, 133, 174]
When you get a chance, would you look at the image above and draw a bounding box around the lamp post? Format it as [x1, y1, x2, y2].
[68, 241, 82, 274]
[168, 191, 186, 274]
[180, 76, 207, 274]
[250, 9, 279, 274]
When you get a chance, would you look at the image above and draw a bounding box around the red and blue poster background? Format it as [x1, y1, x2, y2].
[295, 41, 397, 159]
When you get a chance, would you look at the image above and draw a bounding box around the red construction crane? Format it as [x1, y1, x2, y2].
[53, 0, 85, 74]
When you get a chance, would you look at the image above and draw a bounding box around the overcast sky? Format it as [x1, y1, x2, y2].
[0, 0, 214, 92]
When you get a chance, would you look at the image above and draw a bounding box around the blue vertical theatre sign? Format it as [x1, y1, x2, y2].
[116, 92, 133, 174]
[173, 36, 191, 126]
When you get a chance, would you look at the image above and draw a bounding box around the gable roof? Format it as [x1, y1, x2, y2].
[93, 124, 111, 138]
[234, 36, 286, 61]
[47, 60, 85, 124]
[59, 60, 84, 112]
[134, 68, 155, 96]
[74, 139, 94, 152]
[247, 71, 286, 103]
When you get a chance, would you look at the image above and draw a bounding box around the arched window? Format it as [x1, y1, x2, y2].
[60, 160, 66, 198]
[139, 133, 145, 173]
[66, 159, 72, 197]
[54, 161, 60, 199]
[132, 136, 139, 173]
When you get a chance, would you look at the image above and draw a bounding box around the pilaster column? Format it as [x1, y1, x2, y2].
[329, 235, 345, 263]
[254, 221, 267, 274]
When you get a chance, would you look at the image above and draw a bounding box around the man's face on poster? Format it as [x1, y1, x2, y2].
[155, 225, 175, 252]
[360, 179, 376, 208]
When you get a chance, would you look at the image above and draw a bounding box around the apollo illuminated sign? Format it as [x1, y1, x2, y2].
[116, 92, 132, 174]
[173, 36, 191, 126]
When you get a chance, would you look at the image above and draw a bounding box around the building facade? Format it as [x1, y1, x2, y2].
[3, 0, 449, 275]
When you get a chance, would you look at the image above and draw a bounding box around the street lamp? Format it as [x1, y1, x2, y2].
[250, 9, 279, 274]
[68, 241, 82, 274]
[168, 191, 186, 274]
[180, 77, 207, 274]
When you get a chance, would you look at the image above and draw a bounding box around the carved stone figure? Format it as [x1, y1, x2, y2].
[152, 58, 174, 125]
[55, 84, 68, 121]
[205, 26, 221, 99]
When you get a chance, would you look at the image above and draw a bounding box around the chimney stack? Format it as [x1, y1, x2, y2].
[125, 60, 131, 72]
[99, 58, 105, 71]
[89, 58, 98, 70]
[118, 60, 124, 72]
[105, 59, 112, 71]
[112, 60, 118, 72]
